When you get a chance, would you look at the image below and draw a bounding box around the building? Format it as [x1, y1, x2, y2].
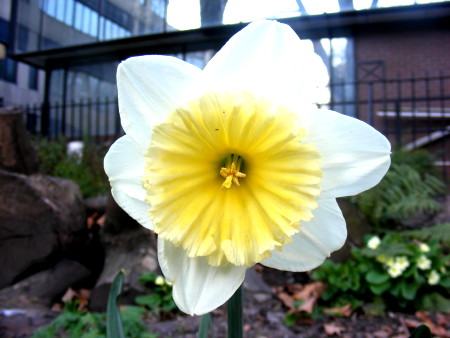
[2, 1, 450, 176]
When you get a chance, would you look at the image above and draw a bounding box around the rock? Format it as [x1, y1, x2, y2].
[104, 192, 141, 233]
[0, 259, 91, 308]
[331, 198, 371, 262]
[89, 227, 158, 312]
[85, 194, 108, 213]
[0, 170, 86, 289]
[0, 308, 56, 337]
[0, 107, 39, 174]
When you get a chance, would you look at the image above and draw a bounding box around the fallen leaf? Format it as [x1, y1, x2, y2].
[277, 292, 294, 309]
[61, 288, 77, 303]
[324, 323, 345, 336]
[323, 304, 353, 317]
[405, 316, 450, 338]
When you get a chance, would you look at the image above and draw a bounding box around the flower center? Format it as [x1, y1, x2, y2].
[143, 90, 322, 267]
[220, 154, 246, 189]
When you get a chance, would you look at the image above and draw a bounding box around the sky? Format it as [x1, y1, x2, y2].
[167, 0, 448, 30]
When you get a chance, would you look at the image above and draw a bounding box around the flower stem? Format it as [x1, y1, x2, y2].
[227, 284, 243, 338]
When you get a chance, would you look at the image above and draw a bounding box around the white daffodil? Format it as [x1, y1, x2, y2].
[367, 236, 381, 250]
[417, 255, 432, 270]
[104, 20, 391, 315]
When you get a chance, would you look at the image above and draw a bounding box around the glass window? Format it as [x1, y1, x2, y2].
[56, 0, 65, 21]
[90, 10, 99, 37]
[74, 2, 83, 31]
[0, 58, 17, 83]
[65, 0, 75, 26]
[28, 66, 38, 90]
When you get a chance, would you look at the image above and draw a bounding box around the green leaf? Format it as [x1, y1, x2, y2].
[197, 313, 214, 338]
[419, 292, 450, 312]
[369, 282, 390, 296]
[400, 281, 419, 301]
[366, 270, 390, 285]
[135, 294, 162, 308]
[227, 285, 243, 338]
[409, 324, 431, 338]
[439, 276, 450, 288]
[107, 270, 125, 338]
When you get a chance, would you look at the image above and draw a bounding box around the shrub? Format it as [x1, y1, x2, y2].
[312, 232, 450, 313]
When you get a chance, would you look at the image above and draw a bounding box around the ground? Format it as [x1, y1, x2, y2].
[1, 266, 448, 337]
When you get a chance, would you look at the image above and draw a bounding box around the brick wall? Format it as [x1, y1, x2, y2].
[354, 27, 449, 180]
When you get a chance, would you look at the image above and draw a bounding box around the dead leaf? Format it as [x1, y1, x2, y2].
[292, 282, 325, 301]
[96, 214, 106, 227]
[61, 288, 77, 303]
[405, 316, 450, 338]
[324, 323, 345, 336]
[292, 282, 326, 313]
[277, 292, 294, 309]
[323, 304, 353, 317]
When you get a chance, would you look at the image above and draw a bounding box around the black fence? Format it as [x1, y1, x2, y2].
[23, 98, 122, 142]
[22, 73, 450, 181]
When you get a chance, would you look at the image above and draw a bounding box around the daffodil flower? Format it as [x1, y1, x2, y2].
[104, 20, 391, 315]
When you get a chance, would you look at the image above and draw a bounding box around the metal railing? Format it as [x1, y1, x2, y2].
[22, 73, 450, 181]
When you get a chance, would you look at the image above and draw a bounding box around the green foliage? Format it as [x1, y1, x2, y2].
[32, 301, 156, 338]
[136, 273, 178, 316]
[33, 137, 109, 198]
[351, 150, 446, 227]
[402, 223, 450, 248]
[107, 270, 125, 338]
[312, 233, 450, 313]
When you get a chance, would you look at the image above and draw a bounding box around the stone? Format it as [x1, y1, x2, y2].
[331, 198, 371, 262]
[0, 170, 86, 289]
[0, 108, 39, 174]
[89, 226, 158, 311]
[0, 259, 91, 308]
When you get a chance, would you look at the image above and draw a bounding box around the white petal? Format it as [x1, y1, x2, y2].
[203, 20, 323, 109]
[158, 238, 246, 316]
[104, 135, 152, 230]
[117, 55, 202, 146]
[301, 108, 391, 198]
[261, 199, 346, 271]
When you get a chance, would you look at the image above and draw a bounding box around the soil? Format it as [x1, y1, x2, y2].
[1, 266, 449, 338]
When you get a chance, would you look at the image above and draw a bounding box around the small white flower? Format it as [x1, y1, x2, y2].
[419, 243, 430, 253]
[395, 256, 410, 271]
[417, 255, 432, 270]
[428, 270, 440, 285]
[155, 275, 165, 286]
[387, 265, 403, 278]
[367, 236, 381, 250]
[386, 257, 395, 268]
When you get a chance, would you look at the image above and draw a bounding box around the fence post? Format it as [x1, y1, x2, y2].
[395, 100, 402, 147]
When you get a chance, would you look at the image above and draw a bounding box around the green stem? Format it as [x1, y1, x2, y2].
[197, 313, 213, 338]
[227, 285, 243, 338]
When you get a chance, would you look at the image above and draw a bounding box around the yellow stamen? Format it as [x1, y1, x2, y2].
[220, 162, 246, 189]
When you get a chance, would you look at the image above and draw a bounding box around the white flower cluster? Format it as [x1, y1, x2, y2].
[416, 255, 432, 270]
[385, 256, 410, 278]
